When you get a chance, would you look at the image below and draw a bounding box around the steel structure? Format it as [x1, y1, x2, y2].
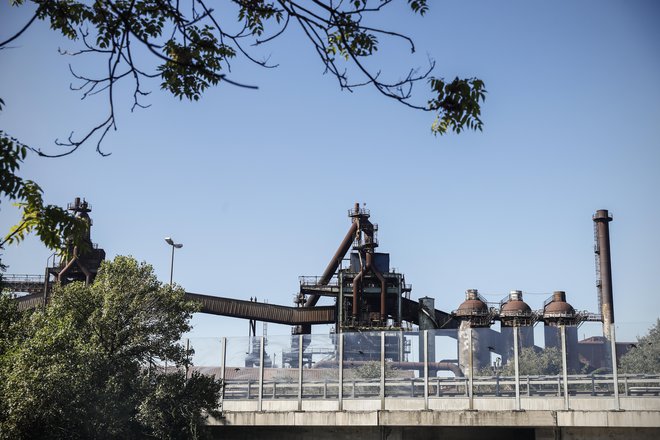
[4, 201, 617, 376]
[295, 203, 458, 334]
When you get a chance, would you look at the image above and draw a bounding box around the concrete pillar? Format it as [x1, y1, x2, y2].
[458, 321, 491, 374]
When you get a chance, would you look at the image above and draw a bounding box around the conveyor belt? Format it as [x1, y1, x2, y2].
[13, 289, 451, 329]
[12, 290, 335, 325]
[185, 292, 335, 325]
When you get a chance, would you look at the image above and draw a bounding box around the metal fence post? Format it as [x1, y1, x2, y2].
[561, 325, 570, 410]
[220, 337, 227, 405]
[424, 330, 429, 410]
[611, 326, 620, 410]
[513, 325, 521, 411]
[380, 331, 385, 410]
[258, 336, 264, 411]
[298, 334, 303, 411]
[338, 332, 344, 411]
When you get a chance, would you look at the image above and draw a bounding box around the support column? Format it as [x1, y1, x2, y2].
[514, 326, 521, 411]
[298, 334, 303, 411]
[611, 325, 620, 410]
[424, 330, 429, 410]
[220, 338, 227, 404]
[338, 333, 344, 411]
[561, 325, 569, 410]
[258, 336, 264, 411]
[380, 331, 385, 410]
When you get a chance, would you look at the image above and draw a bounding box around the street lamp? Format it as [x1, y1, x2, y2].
[164, 237, 183, 285]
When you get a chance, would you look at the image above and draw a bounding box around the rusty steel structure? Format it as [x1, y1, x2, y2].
[54, 198, 106, 285]
[295, 203, 457, 335]
[7, 198, 107, 310]
[5, 201, 617, 375]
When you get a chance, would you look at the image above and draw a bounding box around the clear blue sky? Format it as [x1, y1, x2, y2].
[1, 1, 659, 342]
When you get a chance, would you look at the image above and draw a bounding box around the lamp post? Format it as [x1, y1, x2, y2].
[164, 237, 183, 285]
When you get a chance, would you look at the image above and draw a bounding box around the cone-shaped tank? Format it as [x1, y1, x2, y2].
[500, 290, 533, 326]
[453, 289, 491, 327]
[543, 291, 577, 325]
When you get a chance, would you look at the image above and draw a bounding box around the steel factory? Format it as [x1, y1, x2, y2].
[5, 199, 629, 376]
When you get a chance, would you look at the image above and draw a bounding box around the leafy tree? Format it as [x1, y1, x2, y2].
[620, 319, 660, 374]
[499, 346, 562, 376]
[352, 360, 398, 379]
[1, 0, 486, 157]
[0, 292, 23, 357]
[0, 256, 222, 440]
[137, 372, 221, 440]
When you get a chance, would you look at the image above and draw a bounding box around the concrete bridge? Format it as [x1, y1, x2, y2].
[210, 395, 660, 440]
[183, 330, 660, 440]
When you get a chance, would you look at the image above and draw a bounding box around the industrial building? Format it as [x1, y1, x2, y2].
[5, 200, 627, 375]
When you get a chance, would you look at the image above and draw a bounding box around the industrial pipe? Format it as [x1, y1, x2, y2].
[318, 221, 358, 286]
[352, 269, 364, 318]
[57, 253, 93, 285]
[366, 252, 388, 321]
[349, 250, 388, 323]
[305, 221, 358, 309]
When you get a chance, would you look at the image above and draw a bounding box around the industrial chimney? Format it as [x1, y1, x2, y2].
[593, 209, 615, 343]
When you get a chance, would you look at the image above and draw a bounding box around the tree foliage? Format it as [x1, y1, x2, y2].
[499, 346, 562, 376]
[0, 256, 222, 440]
[620, 319, 660, 374]
[1, 0, 485, 157]
[351, 360, 398, 379]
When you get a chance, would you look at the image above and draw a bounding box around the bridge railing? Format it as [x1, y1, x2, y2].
[183, 327, 658, 411]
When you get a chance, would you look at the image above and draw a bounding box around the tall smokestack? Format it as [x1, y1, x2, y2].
[593, 209, 614, 341]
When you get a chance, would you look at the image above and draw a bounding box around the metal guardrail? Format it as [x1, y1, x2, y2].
[218, 374, 660, 401]
[193, 330, 658, 413]
[2, 274, 46, 283]
[2, 275, 47, 296]
[299, 276, 338, 286]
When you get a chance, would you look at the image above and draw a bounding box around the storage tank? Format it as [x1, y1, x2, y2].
[542, 291, 577, 325]
[453, 289, 491, 327]
[499, 290, 533, 326]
